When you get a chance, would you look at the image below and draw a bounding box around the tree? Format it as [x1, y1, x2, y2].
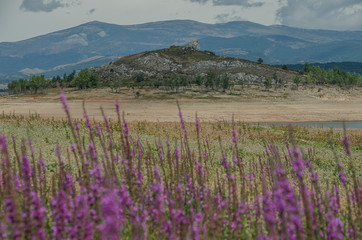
[89, 74, 99, 88]
[8, 80, 20, 94]
[65, 70, 76, 87]
[273, 73, 283, 89]
[29, 75, 40, 94]
[194, 75, 203, 88]
[179, 75, 189, 90]
[264, 77, 272, 89]
[221, 73, 230, 92]
[205, 68, 216, 90]
[257, 58, 263, 64]
[303, 62, 310, 73]
[18, 78, 29, 93]
[136, 73, 145, 83]
[72, 68, 98, 89]
[293, 76, 301, 89]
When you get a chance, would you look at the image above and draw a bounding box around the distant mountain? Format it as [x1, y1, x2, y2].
[1, 20, 362, 83]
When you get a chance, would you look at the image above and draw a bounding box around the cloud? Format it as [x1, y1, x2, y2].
[215, 10, 246, 22]
[277, 0, 362, 30]
[20, 0, 79, 12]
[187, 0, 264, 7]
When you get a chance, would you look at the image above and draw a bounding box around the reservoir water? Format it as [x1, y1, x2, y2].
[252, 121, 362, 129]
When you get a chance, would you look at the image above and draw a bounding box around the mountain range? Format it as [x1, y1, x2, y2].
[1, 20, 362, 83]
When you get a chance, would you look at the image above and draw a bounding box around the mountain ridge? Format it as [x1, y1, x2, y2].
[1, 20, 362, 83]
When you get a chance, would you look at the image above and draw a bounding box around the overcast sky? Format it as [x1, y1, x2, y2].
[1, 0, 362, 42]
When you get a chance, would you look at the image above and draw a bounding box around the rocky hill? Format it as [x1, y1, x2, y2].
[92, 40, 301, 85]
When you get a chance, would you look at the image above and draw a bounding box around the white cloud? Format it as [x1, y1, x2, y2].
[186, 0, 264, 7]
[277, 0, 362, 30]
[20, 0, 79, 12]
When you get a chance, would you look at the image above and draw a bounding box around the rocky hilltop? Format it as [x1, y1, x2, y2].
[92, 40, 301, 85]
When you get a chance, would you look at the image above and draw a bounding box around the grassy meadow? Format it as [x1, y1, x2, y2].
[0, 93, 361, 239]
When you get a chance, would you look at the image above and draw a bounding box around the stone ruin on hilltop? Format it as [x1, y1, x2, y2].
[183, 39, 200, 51]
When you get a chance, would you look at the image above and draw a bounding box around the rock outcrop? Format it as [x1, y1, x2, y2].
[183, 39, 200, 51]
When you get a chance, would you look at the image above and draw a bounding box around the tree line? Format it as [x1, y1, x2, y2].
[7, 64, 361, 95]
[109, 69, 231, 93]
[302, 62, 362, 86]
[7, 69, 99, 94]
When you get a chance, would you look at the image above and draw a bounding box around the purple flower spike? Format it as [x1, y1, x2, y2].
[342, 135, 352, 156]
[74, 120, 80, 130]
[337, 163, 348, 185]
[30, 192, 47, 240]
[179, 110, 187, 135]
[290, 147, 305, 179]
[338, 171, 348, 185]
[115, 101, 120, 114]
[60, 92, 69, 112]
[83, 112, 92, 130]
[51, 190, 68, 239]
[22, 154, 33, 181]
[231, 129, 237, 143]
[5, 198, 21, 240]
[195, 116, 200, 132]
[327, 216, 344, 240]
[0, 136, 8, 152]
[98, 190, 123, 240]
[124, 121, 129, 138]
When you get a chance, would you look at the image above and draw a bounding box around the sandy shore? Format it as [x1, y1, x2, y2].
[1, 87, 361, 123]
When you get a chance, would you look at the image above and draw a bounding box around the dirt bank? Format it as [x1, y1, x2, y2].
[1, 86, 361, 123]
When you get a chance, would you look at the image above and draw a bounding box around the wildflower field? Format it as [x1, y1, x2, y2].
[0, 92, 361, 239]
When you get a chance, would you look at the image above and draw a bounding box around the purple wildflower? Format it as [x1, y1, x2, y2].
[262, 191, 277, 233]
[4, 198, 21, 240]
[83, 112, 92, 130]
[179, 110, 187, 135]
[115, 101, 120, 114]
[220, 155, 229, 170]
[337, 163, 348, 185]
[60, 92, 69, 112]
[327, 215, 344, 240]
[74, 120, 80, 130]
[231, 128, 237, 143]
[232, 201, 247, 230]
[273, 166, 304, 240]
[289, 147, 305, 179]
[124, 121, 129, 138]
[38, 157, 46, 183]
[51, 190, 68, 239]
[0, 212, 8, 239]
[195, 115, 200, 132]
[98, 190, 123, 240]
[190, 210, 204, 240]
[22, 154, 33, 181]
[69, 193, 94, 240]
[64, 173, 74, 190]
[88, 143, 97, 160]
[342, 135, 352, 156]
[30, 191, 47, 240]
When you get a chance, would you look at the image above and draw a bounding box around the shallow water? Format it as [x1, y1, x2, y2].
[253, 121, 362, 129]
